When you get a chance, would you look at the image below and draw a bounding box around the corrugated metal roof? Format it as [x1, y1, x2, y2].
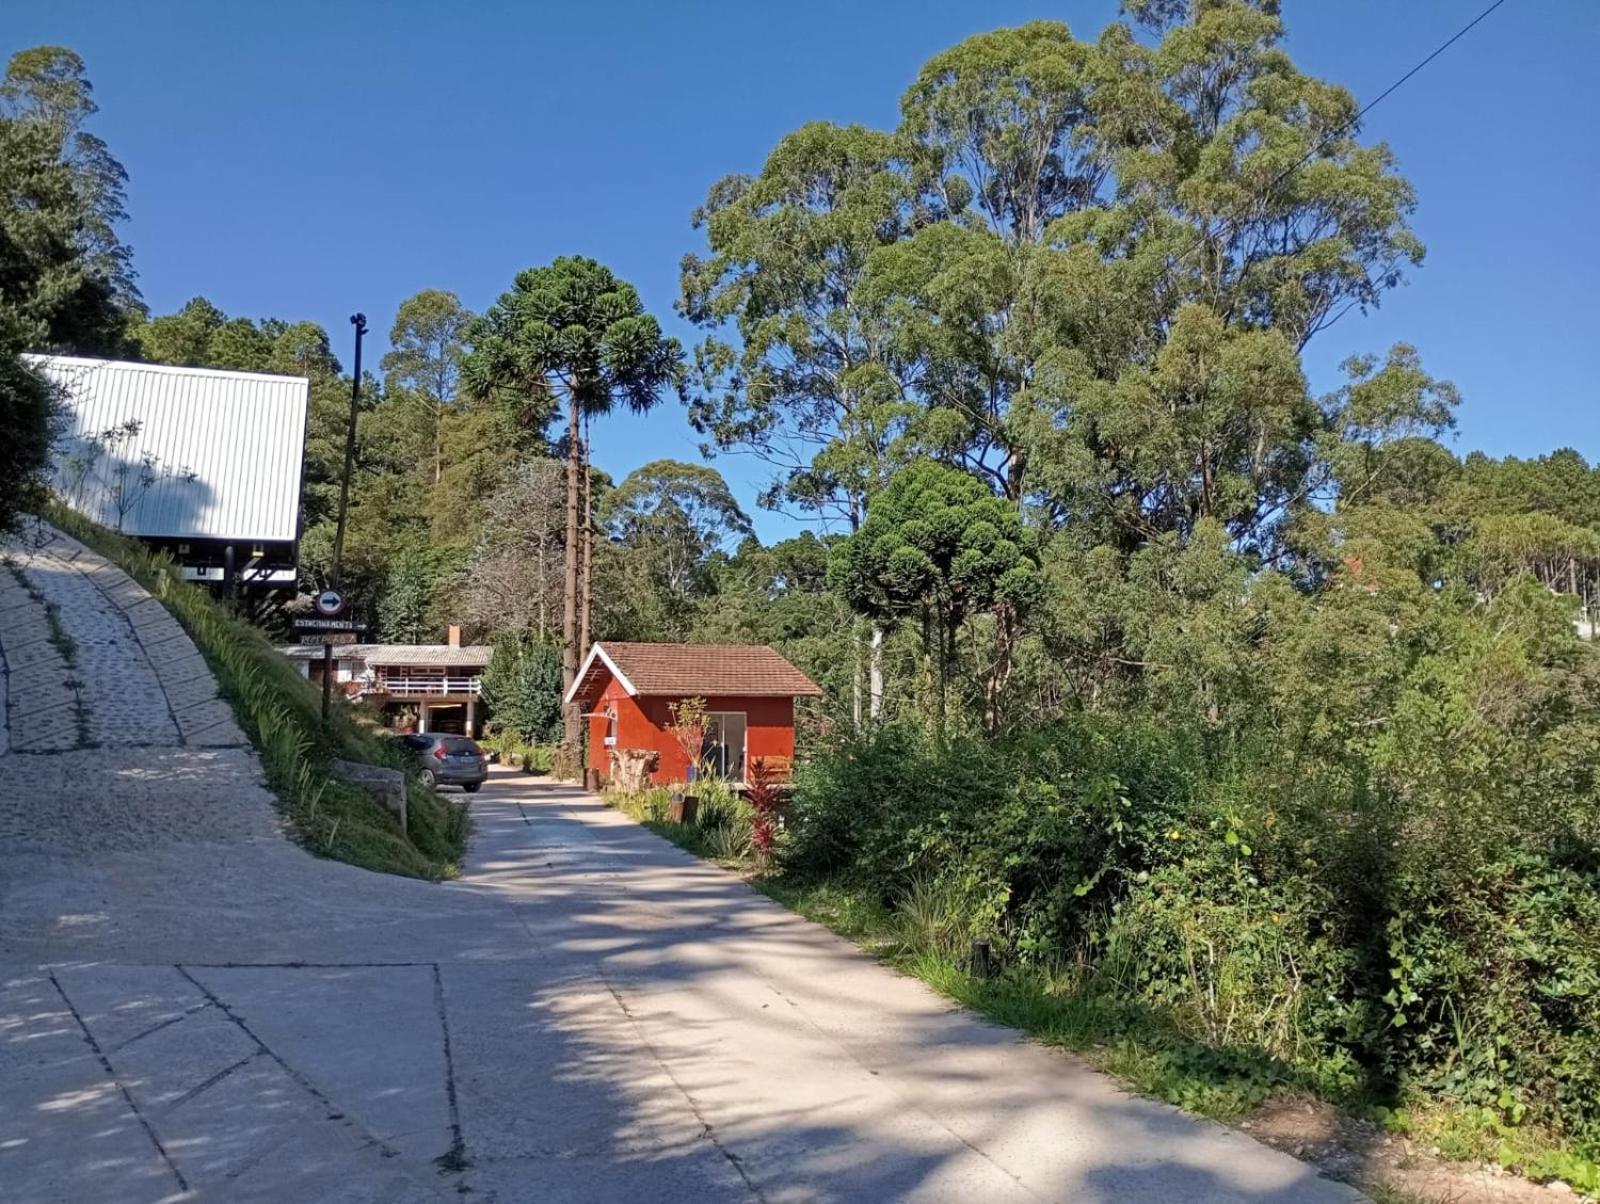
[30, 354, 310, 542]
[278, 644, 493, 667]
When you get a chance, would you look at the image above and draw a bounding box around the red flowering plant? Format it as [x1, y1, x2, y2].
[747, 757, 782, 860]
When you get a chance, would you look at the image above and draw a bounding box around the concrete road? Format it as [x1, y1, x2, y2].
[2, 770, 1364, 1203]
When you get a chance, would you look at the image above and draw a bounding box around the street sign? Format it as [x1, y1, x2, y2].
[314, 588, 345, 617]
[299, 632, 358, 646]
[293, 616, 364, 631]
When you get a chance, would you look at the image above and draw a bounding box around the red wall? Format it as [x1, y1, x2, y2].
[585, 672, 796, 786]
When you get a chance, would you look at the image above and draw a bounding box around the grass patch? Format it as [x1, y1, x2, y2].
[605, 784, 719, 859]
[477, 733, 556, 776]
[604, 781, 753, 865]
[42, 504, 468, 879]
[1397, 1105, 1600, 1196]
[758, 876, 1292, 1120]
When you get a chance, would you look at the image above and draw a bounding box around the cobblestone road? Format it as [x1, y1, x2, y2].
[0, 522, 277, 853]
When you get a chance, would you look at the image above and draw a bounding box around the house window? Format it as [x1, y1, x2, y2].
[701, 712, 747, 781]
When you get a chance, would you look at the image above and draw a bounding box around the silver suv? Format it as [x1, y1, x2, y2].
[402, 734, 488, 793]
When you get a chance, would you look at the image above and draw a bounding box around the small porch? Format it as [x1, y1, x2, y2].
[379, 693, 481, 737]
[368, 663, 485, 736]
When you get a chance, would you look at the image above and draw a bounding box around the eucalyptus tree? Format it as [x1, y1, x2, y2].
[380, 290, 472, 486]
[0, 46, 135, 354]
[0, 45, 134, 532]
[599, 459, 753, 639]
[461, 258, 682, 761]
[689, 8, 1437, 540]
[685, 6, 1445, 725]
[873, 9, 1431, 539]
[1, 46, 138, 320]
[681, 122, 933, 717]
[681, 122, 926, 529]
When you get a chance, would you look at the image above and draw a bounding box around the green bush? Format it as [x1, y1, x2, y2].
[781, 702, 1600, 1159]
[602, 775, 756, 864]
[783, 717, 1198, 947]
[480, 633, 562, 744]
[0, 345, 57, 534]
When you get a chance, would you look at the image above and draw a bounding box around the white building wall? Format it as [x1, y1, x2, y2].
[30, 354, 309, 543]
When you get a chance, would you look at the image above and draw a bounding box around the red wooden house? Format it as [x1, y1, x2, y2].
[564, 642, 823, 786]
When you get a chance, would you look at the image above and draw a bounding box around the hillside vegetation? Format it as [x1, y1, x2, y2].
[47, 504, 468, 879]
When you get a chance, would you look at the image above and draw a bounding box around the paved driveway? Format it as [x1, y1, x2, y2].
[2, 770, 1362, 1203]
[1, 526, 1361, 1202]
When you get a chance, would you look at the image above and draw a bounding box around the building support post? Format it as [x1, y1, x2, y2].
[466, 695, 476, 738]
[418, 701, 429, 734]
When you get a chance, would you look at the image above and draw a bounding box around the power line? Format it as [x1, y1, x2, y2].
[1175, 0, 1513, 267]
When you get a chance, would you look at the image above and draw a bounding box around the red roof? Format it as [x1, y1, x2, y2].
[566, 642, 823, 705]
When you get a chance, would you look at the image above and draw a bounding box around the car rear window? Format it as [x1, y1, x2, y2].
[441, 737, 479, 754]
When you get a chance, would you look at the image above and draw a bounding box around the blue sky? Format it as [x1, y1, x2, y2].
[9, 1, 1598, 543]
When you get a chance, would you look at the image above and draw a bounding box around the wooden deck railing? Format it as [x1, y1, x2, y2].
[366, 668, 483, 698]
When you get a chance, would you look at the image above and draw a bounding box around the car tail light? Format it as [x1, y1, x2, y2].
[433, 745, 445, 761]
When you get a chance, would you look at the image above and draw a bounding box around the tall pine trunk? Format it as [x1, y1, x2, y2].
[433, 402, 443, 485]
[579, 421, 593, 662]
[561, 394, 581, 770]
[983, 603, 1016, 735]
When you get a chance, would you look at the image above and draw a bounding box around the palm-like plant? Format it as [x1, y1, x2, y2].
[461, 258, 682, 763]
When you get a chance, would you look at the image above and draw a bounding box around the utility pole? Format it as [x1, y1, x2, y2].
[322, 312, 366, 725]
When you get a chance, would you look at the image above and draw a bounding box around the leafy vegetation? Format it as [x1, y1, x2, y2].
[604, 776, 753, 864]
[672, 6, 1600, 1192]
[0, 46, 135, 534]
[11, 8, 1600, 1194]
[479, 633, 563, 745]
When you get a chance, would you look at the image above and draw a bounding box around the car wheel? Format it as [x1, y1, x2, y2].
[418, 769, 437, 788]
[463, 782, 482, 794]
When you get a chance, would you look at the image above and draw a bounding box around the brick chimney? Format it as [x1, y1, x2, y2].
[447, 624, 461, 649]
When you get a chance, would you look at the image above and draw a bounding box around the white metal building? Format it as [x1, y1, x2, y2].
[30, 354, 310, 588]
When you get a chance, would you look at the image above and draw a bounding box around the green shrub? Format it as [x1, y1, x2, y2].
[480, 633, 562, 744]
[779, 704, 1600, 1160]
[515, 743, 556, 774]
[784, 717, 1198, 948]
